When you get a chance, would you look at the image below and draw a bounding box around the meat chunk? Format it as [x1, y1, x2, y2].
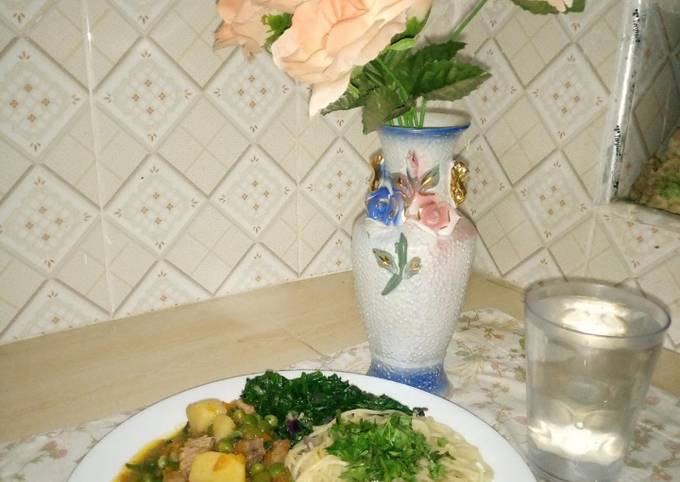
[234, 437, 266, 465]
[179, 435, 214, 478]
[264, 440, 290, 466]
[163, 470, 185, 482]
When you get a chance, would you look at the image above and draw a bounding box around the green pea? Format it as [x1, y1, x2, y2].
[264, 415, 278, 427]
[242, 414, 257, 426]
[250, 462, 266, 475]
[251, 472, 272, 482]
[258, 418, 271, 432]
[157, 455, 167, 469]
[225, 430, 242, 441]
[241, 426, 260, 439]
[230, 409, 245, 424]
[216, 438, 233, 453]
[268, 463, 286, 477]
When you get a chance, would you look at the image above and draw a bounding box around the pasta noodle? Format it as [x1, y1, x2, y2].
[285, 409, 494, 482]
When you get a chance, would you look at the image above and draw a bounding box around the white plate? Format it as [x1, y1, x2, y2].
[68, 370, 536, 481]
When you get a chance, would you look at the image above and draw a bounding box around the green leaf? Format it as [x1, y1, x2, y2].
[381, 273, 403, 296]
[263, 13, 292, 48]
[396, 233, 408, 271]
[419, 166, 440, 191]
[362, 87, 413, 134]
[372, 248, 398, 275]
[404, 257, 422, 279]
[388, 37, 417, 51]
[390, 14, 429, 45]
[418, 60, 490, 101]
[510, 0, 585, 14]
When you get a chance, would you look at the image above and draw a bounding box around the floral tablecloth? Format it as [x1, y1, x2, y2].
[1, 308, 678, 482]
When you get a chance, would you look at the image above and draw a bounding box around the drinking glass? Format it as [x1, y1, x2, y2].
[525, 281, 670, 482]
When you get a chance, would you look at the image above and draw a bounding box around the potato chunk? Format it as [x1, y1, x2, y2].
[212, 414, 236, 440]
[189, 452, 246, 482]
[186, 399, 227, 435]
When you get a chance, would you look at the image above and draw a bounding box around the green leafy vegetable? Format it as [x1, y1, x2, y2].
[326, 414, 446, 482]
[241, 371, 412, 442]
[660, 174, 680, 199]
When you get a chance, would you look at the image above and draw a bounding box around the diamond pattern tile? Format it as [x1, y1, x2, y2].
[485, 95, 555, 183]
[159, 98, 249, 195]
[0, 0, 48, 29]
[211, 145, 295, 236]
[0, 166, 97, 273]
[207, 53, 294, 139]
[102, 219, 156, 310]
[516, 152, 591, 241]
[219, 244, 296, 295]
[474, 193, 542, 274]
[0, 246, 43, 330]
[107, 155, 204, 252]
[638, 7, 670, 91]
[0, 39, 86, 156]
[97, 39, 197, 146]
[56, 224, 111, 311]
[302, 140, 371, 225]
[118, 261, 207, 318]
[1, 280, 107, 344]
[302, 230, 352, 278]
[150, 0, 230, 86]
[638, 254, 680, 347]
[633, 62, 680, 155]
[109, 0, 172, 31]
[298, 194, 336, 270]
[549, 215, 630, 283]
[497, 11, 569, 85]
[260, 198, 298, 272]
[42, 107, 99, 203]
[459, 135, 509, 219]
[0, 137, 31, 200]
[578, 6, 625, 88]
[505, 249, 563, 289]
[167, 204, 252, 293]
[557, 0, 614, 37]
[601, 213, 680, 275]
[471, 236, 501, 279]
[528, 46, 607, 143]
[562, 114, 608, 199]
[92, 107, 148, 205]
[478, 0, 514, 35]
[465, 39, 522, 127]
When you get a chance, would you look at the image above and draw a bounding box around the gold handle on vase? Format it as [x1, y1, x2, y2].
[450, 161, 469, 206]
[369, 153, 384, 192]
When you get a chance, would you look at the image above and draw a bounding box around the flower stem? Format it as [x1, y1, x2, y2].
[450, 0, 490, 41]
[418, 99, 427, 127]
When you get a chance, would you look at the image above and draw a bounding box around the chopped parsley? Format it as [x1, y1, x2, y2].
[326, 414, 447, 482]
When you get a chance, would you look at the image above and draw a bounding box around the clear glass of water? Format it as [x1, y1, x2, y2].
[525, 281, 670, 482]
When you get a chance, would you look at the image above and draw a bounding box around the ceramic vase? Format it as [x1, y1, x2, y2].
[351, 115, 475, 396]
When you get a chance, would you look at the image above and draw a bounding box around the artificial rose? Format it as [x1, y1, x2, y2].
[418, 200, 451, 231]
[545, 0, 573, 12]
[271, 0, 422, 116]
[252, 0, 307, 12]
[215, 0, 269, 54]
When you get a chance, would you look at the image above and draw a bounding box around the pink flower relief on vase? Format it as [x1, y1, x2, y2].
[419, 200, 450, 231]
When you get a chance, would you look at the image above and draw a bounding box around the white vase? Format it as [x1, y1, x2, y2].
[351, 115, 475, 396]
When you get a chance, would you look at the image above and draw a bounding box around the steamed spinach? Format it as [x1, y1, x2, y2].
[240, 371, 413, 442]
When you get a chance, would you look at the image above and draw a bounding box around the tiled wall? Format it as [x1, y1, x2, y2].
[0, 0, 678, 350]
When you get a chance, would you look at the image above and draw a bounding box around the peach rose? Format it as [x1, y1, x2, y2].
[215, 0, 269, 54]
[253, 0, 307, 12]
[419, 200, 451, 231]
[545, 0, 573, 12]
[272, 0, 429, 116]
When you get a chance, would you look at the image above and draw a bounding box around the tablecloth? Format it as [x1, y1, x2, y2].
[1, 308, 678, 482]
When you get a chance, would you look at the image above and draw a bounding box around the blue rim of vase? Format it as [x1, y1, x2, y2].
[380, 124, 470, 138]
[368, 360, 450, 397]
